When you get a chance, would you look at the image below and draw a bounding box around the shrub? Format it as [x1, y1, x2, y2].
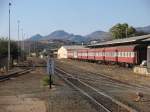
[42, 76, 53, 86]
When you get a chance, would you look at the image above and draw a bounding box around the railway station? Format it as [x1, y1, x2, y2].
[1, 1, 150, 112]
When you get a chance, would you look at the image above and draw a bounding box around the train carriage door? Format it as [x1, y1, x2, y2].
[74, 50, 77, 58]
[136, 45, 147, 65]
[147, 46, 150, 72]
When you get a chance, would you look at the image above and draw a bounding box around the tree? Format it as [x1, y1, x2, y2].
[0, 38, 20, 59]
[109, 23, 136, 39]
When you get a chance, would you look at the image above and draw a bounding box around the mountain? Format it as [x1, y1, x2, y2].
[69, 35, 87, 43]
[86, 31, 112, 41]
[28, 30, 112, 43]
[42, 30, 71, 40]
[136, 25, 150, 33]
[29, 34, 43, 41]
[29, 30, 87, 43]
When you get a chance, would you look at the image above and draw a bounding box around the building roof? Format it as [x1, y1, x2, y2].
[88, 34, 150, 47]
[62, 45, 86, 50]
[142, 37, 150, 42]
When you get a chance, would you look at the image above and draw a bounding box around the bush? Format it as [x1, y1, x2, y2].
[42, 76, 53, 86]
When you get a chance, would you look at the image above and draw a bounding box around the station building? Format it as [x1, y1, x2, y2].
[57, 45, 85, 59]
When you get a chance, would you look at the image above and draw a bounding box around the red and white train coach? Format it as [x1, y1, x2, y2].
[67, 44, 147, 66]
[117, 44, 147, 65]
[117, 45, 137, 64]
[77, 49, 88, 60]
[104, 47, 118, 62]
[94, 48, 105, 61]
[87, 49, 96, 60]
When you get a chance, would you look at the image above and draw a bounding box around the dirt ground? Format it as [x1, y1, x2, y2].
[55, 59, 150, 112]
[0, 66, 97, 112]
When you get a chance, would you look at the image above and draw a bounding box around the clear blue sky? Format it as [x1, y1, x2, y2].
[0, 0, 150, 40]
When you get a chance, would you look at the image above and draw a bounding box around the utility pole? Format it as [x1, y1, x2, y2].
[8, 2, 11, 71]
[126, 28, 128, 38]
[17, 20, 20, 62]
[21, 28, 24, 60]
[23, 33, 25, 51]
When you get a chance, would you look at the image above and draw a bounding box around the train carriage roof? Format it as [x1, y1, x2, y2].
[116, 44, 139, 51]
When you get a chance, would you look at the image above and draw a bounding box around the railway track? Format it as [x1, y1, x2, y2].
[56, 62, 150, 93]
[0, 69, 33, 82]
[55, 67, 138, 112]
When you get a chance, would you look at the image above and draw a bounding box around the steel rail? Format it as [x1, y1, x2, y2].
[0, 69, 32, 82]
[55, 67, 138, 112]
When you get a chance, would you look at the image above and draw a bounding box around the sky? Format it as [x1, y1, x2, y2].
[0, 0, 150, 40]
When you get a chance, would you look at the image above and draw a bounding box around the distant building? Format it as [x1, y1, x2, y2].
[31, 52, 37, 57]
[57, 45, 85, 59]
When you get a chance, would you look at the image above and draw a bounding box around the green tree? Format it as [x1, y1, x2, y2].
[109, 23, 136, 39]
[0, 38, 20, 59]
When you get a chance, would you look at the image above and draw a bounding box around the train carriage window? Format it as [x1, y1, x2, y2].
[121, 52, 123, 57]
[118, 52, 120, 57]
[105, 52, 107, 57]
[115, 52, 117, 57]
[122, 52, 124, 57]
[125, 52, 126, 57]
[131, 52, 135, 57]
[101, 52, 103, 56]
[98, 52, 100, 56]
[123, 52, 125, 57]
[129, 52, 131, 57]
[128, 52, 130, 57]
[127, 52, 129, 57]
[120, 52, 122, 57]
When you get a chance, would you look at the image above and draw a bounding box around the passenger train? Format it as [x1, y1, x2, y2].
[67, 44, 147, 67]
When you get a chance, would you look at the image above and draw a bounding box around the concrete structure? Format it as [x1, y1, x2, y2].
[57, 45, 85, 59]
[133, 66, 150, 76]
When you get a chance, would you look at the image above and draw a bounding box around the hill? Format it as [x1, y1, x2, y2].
[42, 30, 71, 40]
[136, 25, 150, 34]
[86, 31, 112, 41]
[28, 34, 43, 41]
[29, 30, 112, 43]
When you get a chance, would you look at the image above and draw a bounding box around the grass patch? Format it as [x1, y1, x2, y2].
[42, 76, 53, 86]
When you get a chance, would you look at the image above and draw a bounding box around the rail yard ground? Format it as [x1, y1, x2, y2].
[1, 57, 150, 112]
[0, 58, 97, 112]
[55, 59, 150, 112]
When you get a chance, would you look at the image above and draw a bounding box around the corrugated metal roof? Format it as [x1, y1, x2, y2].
[62, 45, 86, 49]
[88, 34, 150, 47]
[142, 37, 150, 42]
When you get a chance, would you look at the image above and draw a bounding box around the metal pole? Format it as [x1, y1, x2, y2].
[21, 29, 24, 60]
[126, 28, 128, 38]
[23, 33, 25, 51]
[8, 2, 11, 70]
[17, 20, 20, 62]
[49, 74, 52, 89]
